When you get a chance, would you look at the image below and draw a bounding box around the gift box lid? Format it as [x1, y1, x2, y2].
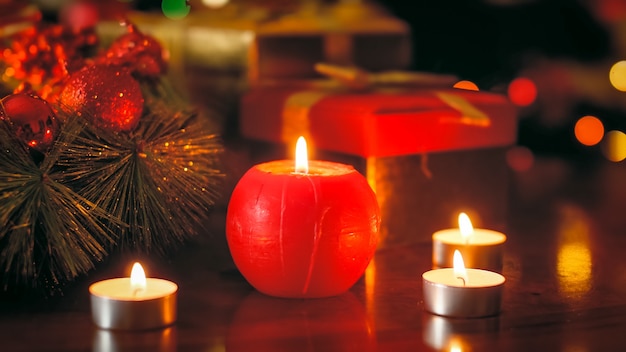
[240, 85, 518, 157]
[98, 1, 411, 80]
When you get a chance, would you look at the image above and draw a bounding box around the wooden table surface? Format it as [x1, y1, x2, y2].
[1, 156, 625, 351]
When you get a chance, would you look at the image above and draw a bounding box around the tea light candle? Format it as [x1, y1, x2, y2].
[226, 137, 380, 298]
[423, 250, 505, 318]
[89, 262, 178, 330]
[432, 212, 506, 271]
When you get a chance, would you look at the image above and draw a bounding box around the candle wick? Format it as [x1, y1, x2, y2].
[456, 276, 466, 287]
[132, 287, 143, 297]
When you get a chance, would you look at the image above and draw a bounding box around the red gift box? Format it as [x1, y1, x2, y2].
[241, 86, 517, 157]
[240, 83, 518, 248]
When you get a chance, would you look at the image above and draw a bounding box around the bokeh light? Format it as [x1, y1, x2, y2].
[202, 0, 230, 8]
[609, 60, 626, 91]
[602, 130, 626, 162]
[507, 77, 537, 106]
[453, 80, 479, 91]
[450, 345, 462, 352]
[162, 0, 190, 19]
[506, 146, 534, 172]
[574, 115, 604, 146]
[448, 338, 465, 352]
[60, 1, 99, 31]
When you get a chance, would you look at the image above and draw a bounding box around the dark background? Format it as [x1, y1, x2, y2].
[382, 0, 609, 82]
[381, 0, 618, 160]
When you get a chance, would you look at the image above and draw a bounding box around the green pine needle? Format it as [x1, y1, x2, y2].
[0, 118, 119, 292]
[57, 78, 223, 255]
[0, 78, 223, 293]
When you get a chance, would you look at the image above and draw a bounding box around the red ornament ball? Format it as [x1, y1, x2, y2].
[0, 93, 60, 153]
[59, 64, 144, 132]
[59, 1, 100, 32]
[101, 23, 167, 78]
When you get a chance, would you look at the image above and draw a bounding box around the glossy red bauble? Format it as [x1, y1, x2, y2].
[226, 160, 380, 298]
[101, 23, 167, 78]
[1, 93, 60, 152]
[59, 64, 144, 132]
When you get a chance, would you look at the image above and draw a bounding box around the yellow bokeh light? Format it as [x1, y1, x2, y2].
[202, 0, 229, 8]
[574, 115, 604, 146]
[602, 130, 626, 162]
[609, 60, 626, 92]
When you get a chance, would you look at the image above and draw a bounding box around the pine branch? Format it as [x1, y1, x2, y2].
[0, 21, 224, 294]
[56, 78, 223, 255]
[0, 118, 120, 292]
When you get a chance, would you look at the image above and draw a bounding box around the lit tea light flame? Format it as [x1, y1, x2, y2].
[295, 136, 309, 174]
[458, 212, 474, 244]
[453, 250, 468, 286]
[130, 262, 147, 296]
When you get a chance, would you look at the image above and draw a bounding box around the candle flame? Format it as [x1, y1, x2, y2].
[458, 212, 474, 243]
[130, 262, 147, 295]
[295, 136, 309, 174]
[453, 250, 469, 286]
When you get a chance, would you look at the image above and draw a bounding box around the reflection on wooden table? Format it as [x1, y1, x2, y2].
[1, 156, 626, 351]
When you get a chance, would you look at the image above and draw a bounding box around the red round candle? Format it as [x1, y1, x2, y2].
[226, 158, 380, 298]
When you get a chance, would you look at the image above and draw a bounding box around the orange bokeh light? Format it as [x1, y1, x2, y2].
[574, 115, 604, 146]
[453, 80, 479, 91]
[507, 77, 537, 107]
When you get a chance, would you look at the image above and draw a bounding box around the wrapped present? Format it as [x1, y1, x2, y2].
[96, 1, 411, 133]
[239, 69, 518, 249]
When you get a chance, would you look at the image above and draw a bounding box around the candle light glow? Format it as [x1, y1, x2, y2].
[130, 262, 147, 296]
[432, 213, 506, 271]
[458, 213, 473, 244]
[423, 251, 505, 317]
[295, 136, 309, 174]
[453, 250, 468, 286]
[89, 262, 178, 329]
